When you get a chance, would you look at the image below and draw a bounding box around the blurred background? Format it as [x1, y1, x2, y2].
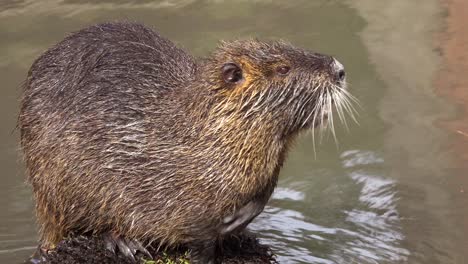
[1, 0, 467, 263]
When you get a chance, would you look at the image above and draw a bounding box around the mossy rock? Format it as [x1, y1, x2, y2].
[28, 232, 276, 264]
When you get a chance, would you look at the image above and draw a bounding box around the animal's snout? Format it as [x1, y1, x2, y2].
[332, 58, 345, 84]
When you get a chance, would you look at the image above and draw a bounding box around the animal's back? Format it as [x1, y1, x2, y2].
[22, 22, 195, 116]
[19, 22, 197, 245]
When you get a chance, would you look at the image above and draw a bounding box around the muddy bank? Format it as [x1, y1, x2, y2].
[435, 0, 468, 259]
[436, 0, 468, 167]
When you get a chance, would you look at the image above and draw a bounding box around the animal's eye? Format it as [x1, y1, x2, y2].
[222, 63, 243, 83]
[276, 65, 291, 75]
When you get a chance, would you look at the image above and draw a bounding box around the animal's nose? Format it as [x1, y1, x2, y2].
[332, 58, 346, 83]
[338, 69, 346, 81]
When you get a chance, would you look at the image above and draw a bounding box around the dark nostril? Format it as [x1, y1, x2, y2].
[338, 69, 346, 81]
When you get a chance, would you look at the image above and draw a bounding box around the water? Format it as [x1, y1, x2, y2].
[1, 0, 466, 263]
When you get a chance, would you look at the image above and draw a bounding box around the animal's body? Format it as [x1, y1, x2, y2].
[19, 22, 350, 263]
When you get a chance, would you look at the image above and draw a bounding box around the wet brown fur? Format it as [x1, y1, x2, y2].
[19, 22, 340, 250]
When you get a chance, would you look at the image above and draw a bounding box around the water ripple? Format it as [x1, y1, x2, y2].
[251, 149, 409, 263]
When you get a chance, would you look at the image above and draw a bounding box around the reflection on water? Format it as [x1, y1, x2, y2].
[251, 150, 409, 263]
[0, 0, 465, 263]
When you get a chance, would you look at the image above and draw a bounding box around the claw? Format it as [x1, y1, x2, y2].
[29, 245, 50, 264]
[127, 239, 152, 259]
[103, 233, 152, 262]
[104, 234, 117, 255]
[115, 237, 136, 262]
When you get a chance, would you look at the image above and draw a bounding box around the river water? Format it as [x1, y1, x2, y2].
[0, 0, 466, 263]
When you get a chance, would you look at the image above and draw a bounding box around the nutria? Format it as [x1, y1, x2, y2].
[19, 22, 354, 263]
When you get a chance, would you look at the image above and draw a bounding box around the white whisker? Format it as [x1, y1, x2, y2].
[333, 90, 349, 131]
[327, 89, 337, 145]
[301, 80, 359, 153]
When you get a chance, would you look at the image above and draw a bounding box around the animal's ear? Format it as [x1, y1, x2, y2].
[221, 63, 243, 84]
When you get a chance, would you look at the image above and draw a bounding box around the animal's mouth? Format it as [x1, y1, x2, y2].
[300, 81, 358, 138]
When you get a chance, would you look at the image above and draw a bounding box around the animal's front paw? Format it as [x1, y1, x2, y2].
[221, 200, 265, 235]
[29, 245, 51, 264]
[104, 232, 152, 262]
[189, 241, 219, 264]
